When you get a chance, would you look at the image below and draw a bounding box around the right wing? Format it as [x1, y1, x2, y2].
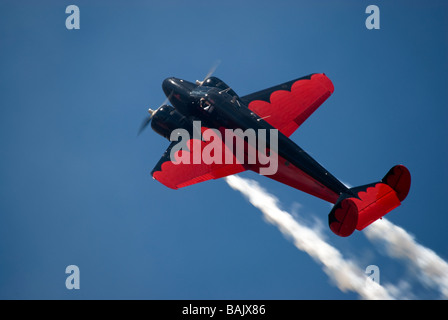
[241, 73, 334, 137]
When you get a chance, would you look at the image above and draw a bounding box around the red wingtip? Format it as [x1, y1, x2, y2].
[313, 73, 334, 94]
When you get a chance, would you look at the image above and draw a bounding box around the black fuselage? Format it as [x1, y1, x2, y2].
[161, 77, 351, 202]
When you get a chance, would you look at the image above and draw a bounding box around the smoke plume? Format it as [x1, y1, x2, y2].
[365, 219, 448, 299]
[225, 175, 448, 299]
[225, 175, 395, 299]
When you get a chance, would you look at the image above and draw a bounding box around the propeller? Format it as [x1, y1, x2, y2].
[195, 59, 221, 86]
[137, 93, 171, 136]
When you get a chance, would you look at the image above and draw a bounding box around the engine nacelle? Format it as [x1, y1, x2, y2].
[151, 105, 192, 140]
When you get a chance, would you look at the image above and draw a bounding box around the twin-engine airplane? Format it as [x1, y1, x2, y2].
[140, 73, 411, 237]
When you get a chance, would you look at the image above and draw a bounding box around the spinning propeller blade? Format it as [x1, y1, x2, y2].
[196, 59, 221, 86]
[137, 93, 172, 136]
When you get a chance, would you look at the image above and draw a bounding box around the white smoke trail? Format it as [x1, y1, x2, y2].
[364, 219, 448, 299]
[225, 175, 395, 300]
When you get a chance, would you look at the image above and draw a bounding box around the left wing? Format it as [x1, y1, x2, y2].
[241, 73, 334, 137]
[151, 128, 246, 189]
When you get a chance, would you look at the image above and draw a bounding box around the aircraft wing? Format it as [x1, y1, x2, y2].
[240, 73, 334, 137]
[151, 127, 246, 189]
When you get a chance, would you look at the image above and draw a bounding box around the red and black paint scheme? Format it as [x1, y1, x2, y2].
[140, 73, 411, 237]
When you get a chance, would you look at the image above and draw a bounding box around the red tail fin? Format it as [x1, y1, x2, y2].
[328, 165, 411, 237]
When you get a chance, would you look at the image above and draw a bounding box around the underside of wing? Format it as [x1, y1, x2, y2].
[151, 128, 246, 189]
[241, 73, 334, 137]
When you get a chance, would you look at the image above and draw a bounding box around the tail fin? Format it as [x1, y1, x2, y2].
[328, 165, 411, 237]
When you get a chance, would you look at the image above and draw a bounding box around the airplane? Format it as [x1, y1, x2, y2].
[139, 73, 411, 237]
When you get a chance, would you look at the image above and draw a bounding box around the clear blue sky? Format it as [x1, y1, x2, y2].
[0, 0, 447, 299]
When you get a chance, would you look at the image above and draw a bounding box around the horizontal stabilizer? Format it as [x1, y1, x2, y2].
[328, 165, 411, 237]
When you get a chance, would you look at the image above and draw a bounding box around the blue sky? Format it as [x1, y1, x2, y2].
[0, 0, 447, 299]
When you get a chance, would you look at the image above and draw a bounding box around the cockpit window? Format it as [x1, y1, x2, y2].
[190, 86, 210, 97]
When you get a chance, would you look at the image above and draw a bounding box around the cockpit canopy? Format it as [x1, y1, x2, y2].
[200, 77, 239, 98]
[190, 85, 210, 98]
